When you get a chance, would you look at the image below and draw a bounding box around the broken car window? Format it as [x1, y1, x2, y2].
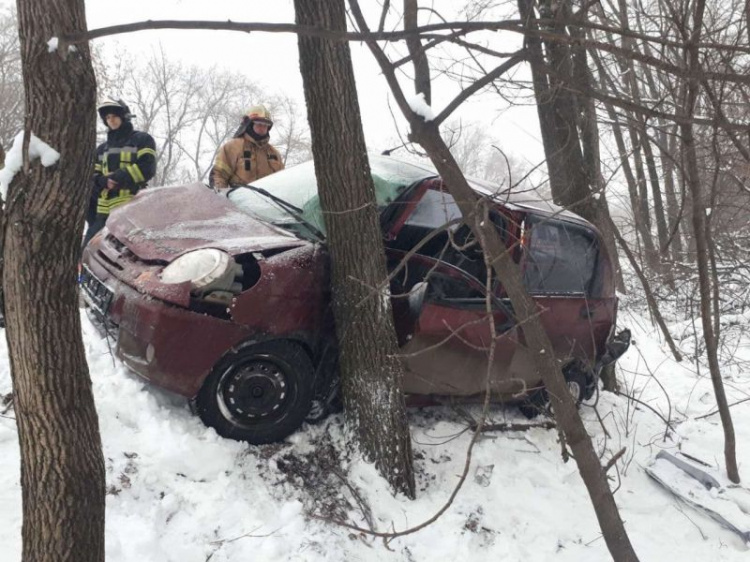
[523, 217, 598, 295]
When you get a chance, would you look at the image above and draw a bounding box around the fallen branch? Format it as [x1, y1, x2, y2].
[471, 421, 556, 432]
[603, 447, 627, 473]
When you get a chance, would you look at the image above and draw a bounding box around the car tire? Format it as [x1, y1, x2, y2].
[518, 362, 593, 419]
[196, 341, 314, 444]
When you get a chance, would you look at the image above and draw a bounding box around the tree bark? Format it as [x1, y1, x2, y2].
[569, 13, 624, 295]
[5, 1, 105, 561]
[294, 0, 415, 498]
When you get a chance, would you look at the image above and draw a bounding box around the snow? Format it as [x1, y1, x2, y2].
[47, 37, 59, 52]
[0, 131, 61, 201]
[407, 92, 436, 122]
[1, 298, 750, 560]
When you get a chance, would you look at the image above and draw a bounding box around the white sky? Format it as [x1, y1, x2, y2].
[3, 0, 545, 167]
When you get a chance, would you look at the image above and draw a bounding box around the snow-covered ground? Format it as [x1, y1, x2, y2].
[1, 300, 749, 561]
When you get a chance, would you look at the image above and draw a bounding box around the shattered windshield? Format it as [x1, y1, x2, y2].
[227, 154, 433, 240]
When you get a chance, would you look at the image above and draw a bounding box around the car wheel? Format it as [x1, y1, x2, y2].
[196, 341, 314, 444]
[517, 362, 593, 419]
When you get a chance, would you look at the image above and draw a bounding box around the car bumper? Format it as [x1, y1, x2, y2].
[81, 267, 252, 398]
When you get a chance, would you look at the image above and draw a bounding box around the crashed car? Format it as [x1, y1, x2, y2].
[81, 154, 630, 444]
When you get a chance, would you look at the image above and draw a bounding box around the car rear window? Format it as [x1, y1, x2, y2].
[523, 217, 599, 295]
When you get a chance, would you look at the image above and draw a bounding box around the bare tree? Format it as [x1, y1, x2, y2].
[349, 1, 639, 559]
[93, 46, 310, 185]
[4, 0, 105, 560]
[677, 0, 740, 483]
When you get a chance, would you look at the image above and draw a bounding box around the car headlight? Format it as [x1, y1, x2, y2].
[161, 249, 240, 293]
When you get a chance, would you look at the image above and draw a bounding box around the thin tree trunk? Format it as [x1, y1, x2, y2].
[590, 49, 658, 271]
[635, 21, 685, 262]
[5, 0, 105, 560]
[658, 128, 685, 261]
[680, 0, 739, 483]
[609, 217, 683, 362]
[351, 3, 640, 559]
[415, 125, 640, 562]
[570, 13, 624, 294]
[404, 0, 431, 105]
[294, 0, 415, 498]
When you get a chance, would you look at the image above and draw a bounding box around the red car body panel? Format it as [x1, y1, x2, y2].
[82, 163, 620, 405]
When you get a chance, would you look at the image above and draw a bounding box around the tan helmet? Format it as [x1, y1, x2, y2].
[244, 104, 273, 127]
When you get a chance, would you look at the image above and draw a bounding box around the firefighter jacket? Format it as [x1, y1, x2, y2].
[92, 121, 157, 217]
[209, 135, 284, 192]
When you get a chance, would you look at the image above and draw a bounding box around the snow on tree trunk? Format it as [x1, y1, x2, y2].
[4, 0, 106, 560]
[293, 0, 415, 498]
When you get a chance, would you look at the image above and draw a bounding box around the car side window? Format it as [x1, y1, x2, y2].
[389, 188, 462, 257]
[391, 188, 506, 284]
[389, 188, 514, 303]
[523, 217, 599, 296]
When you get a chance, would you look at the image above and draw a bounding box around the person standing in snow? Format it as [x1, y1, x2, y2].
[83, 98, 157, 246]
[209, 104, 284, 195]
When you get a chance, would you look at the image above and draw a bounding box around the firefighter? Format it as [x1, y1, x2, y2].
[209, 104, 284, 195]
[83, 98, 157, 246]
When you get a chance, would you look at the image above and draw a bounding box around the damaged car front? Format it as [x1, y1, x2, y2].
[80, 156, 430, 443]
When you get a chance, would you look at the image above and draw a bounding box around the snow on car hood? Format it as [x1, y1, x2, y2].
[105, 182, 307, 261]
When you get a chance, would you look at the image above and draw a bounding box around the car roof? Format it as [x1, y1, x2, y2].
[370, 153, 590, 227]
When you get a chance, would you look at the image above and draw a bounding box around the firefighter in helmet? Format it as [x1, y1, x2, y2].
[83, 98, 157, 246]
[209, 104, 284, 195]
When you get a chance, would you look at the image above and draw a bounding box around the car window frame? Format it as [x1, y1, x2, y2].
[520, 214, 601, 297]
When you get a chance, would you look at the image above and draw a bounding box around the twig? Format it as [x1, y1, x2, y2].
[616, 389, 677, 434]
[694, 397, 750, 420]
[603, 447, 626, 473]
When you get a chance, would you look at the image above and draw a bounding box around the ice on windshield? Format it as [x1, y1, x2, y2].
[228, 155, 433, 238]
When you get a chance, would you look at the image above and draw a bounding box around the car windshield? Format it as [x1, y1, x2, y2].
[227, 154, 433, 240]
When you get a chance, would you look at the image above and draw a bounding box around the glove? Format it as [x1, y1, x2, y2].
[93, 175, 108, 192]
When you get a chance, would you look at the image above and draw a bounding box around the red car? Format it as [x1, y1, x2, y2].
[81, 155, 629, 444]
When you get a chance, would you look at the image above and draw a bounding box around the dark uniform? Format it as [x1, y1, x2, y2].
[84, 99, 156, 246]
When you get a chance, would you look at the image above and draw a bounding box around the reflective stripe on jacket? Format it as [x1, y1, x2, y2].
[209, 136, 284, 190]
[93, 123, 157, 216]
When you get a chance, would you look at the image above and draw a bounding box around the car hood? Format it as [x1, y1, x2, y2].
[106, 183, 308, 261]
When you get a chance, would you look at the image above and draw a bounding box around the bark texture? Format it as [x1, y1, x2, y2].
[6, 0, 105, 560]
[294, 0, 415, 498]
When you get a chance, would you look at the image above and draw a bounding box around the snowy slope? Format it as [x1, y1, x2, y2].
[1, 303, 749, 561]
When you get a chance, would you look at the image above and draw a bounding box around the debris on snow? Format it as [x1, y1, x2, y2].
[0, 131, 61, 201]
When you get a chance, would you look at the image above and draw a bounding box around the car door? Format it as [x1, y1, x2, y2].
[385, 185, 526, 399]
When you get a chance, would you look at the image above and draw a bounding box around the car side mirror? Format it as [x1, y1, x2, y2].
[408, 281, 428, 318]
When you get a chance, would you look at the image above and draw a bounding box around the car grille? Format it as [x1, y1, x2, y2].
[80, 264, 114, 316]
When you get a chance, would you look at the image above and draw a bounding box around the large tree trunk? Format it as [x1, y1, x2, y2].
[294, 0, 415, 498]
[5, 1, 105, 560]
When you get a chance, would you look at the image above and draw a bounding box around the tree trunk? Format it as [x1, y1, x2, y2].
[569, 15, 624, 295]
[414, 123, 640, 562]
[350, 3, 640, 558]
[679, 0, 739, 484]
[294, 0, 415, 498]
[5, 0, 105, 561]
[590, 49, 657, 271]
